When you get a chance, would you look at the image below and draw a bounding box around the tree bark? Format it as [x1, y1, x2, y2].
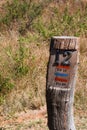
[46, 36, 79, 130]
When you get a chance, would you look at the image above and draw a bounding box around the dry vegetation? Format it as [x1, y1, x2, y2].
[0, 0, 87, 129]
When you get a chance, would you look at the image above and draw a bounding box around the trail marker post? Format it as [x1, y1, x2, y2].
[46, 36, 79, 130]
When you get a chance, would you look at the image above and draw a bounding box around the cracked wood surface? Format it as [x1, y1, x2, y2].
[46, 36, 79, 130]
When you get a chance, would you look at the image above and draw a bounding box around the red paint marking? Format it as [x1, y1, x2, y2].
[56, 65, 70, 69]
[55, 77, 68, 82]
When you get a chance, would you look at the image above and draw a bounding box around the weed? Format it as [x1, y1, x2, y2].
[0, 0, 87, 37]
[0, 95, 5, 105]
[1, 0, 30, 26]
[0, 0, 87, 116]
[13, 39, 29, 78]
[0, 74, 14, 95]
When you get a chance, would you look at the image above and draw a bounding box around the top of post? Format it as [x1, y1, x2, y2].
[52, 36, 77, 39]
[51, 36, 79, 50]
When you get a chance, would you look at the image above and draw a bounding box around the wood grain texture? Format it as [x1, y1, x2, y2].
[46, 36, 79, 130]
[51, 36, 79, 50]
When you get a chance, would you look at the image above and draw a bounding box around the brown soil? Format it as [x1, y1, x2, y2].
[0, 106, 87, 130]
[0, 106, 48, 130]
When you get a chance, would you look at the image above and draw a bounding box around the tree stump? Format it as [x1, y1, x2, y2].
[46, 36, 79, 130]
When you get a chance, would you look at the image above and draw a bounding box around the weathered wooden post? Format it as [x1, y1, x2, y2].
[46, 36, 79, 130]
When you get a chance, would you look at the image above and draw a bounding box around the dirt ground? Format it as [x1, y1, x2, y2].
[0, 106, 87, 130]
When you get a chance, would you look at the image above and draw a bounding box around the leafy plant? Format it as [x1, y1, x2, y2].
[13, 39, 29, 78]
[0, 74, 14, 94]
[1, 0, 30, 25]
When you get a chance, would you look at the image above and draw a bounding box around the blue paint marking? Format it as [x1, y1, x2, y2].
[55, 72, 68, 77]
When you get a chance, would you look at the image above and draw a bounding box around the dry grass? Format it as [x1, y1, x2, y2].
[0, 2, 86, 130]
[75, 38, 87, 112]
[0, 30, 49, 114]
[0, 33, 87, 122]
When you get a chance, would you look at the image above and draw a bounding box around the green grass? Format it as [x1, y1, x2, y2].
[0, 0, 87, 37]
[0, 0, 87, 114]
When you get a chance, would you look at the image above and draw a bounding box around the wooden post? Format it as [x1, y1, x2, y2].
[46, 36, 79, 130]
